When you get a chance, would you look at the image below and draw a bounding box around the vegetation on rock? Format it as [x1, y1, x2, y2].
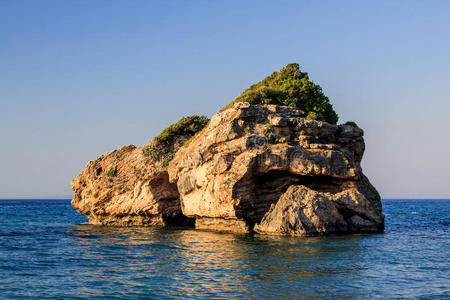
[162, 152, 176, 169]
[106, 169, 117, 177]
[119, 145, 136, 153]
[142, 115, 210, 165]
[154, 115, 209, 144]
[142, 145, 160, 160]
[221, 63, 339, 124]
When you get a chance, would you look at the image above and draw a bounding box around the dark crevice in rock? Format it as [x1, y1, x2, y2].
[234, 169, 358, 231]
[256, 172, 352, 194]
[335, 206, 356, 220]
[163, 214, 195, 227]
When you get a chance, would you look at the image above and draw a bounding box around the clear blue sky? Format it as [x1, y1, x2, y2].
[1, 0, 449, 199]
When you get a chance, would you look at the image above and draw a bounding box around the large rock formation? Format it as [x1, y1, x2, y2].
[168, 102, 384, 235]
[71, 63, 384, 236]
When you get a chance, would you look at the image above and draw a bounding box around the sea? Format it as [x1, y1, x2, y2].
[0, 199, 448, 299]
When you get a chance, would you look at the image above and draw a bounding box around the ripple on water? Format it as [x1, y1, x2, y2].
[0, 199, 448, 299]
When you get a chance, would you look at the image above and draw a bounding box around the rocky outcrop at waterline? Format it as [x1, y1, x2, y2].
[168, 103, 384, 235]
[71, 116, 209, 226]
[71, 63, 384, 236]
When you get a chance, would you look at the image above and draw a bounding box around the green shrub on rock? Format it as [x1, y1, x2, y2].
[106, 169, 117, 177]
[143, 115, 210, 167]
[222, 63, 339, 124]
[154, 115, 209, 145]
[142, 145, 160, 160]
[162, 152, 176, 169]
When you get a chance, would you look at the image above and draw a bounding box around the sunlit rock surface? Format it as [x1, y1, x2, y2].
[168, 103, 384, 235]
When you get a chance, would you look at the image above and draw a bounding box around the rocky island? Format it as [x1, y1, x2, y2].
[72, 63, 384, 236]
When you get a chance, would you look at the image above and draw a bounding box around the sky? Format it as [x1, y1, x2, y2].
[1, 0, 449, 199]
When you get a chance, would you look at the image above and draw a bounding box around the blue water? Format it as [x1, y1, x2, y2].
[0, 200, 448, 299]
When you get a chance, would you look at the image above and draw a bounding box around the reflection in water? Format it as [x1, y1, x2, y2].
[67, 225, 368, 298]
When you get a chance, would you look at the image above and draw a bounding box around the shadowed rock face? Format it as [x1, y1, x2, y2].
[168, 103, 384, 235]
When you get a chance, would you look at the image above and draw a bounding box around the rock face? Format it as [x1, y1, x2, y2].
[71, 138, 194, 226]
[71, 115, 209, 226]
[253, 185, 383, 236]
[168, 103, 384, 235]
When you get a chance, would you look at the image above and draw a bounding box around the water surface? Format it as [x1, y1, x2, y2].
[0, 199, 448, 299]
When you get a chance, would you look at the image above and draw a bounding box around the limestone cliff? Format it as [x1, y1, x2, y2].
[168, 103, 384, 235]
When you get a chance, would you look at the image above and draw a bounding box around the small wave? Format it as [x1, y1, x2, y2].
[0, 231, 32, 237]
[387, 212, 430, 215]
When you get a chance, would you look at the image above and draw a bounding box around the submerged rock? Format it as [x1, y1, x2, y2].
[168, 103, 384, 235]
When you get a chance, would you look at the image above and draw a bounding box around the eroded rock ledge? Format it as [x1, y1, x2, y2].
[72, 103, 384, 236]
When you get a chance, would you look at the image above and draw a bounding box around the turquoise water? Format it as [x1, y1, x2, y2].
[0, 199, 448, 299]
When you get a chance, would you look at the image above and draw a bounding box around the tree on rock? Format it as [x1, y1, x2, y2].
[223, 63, 339, 124]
